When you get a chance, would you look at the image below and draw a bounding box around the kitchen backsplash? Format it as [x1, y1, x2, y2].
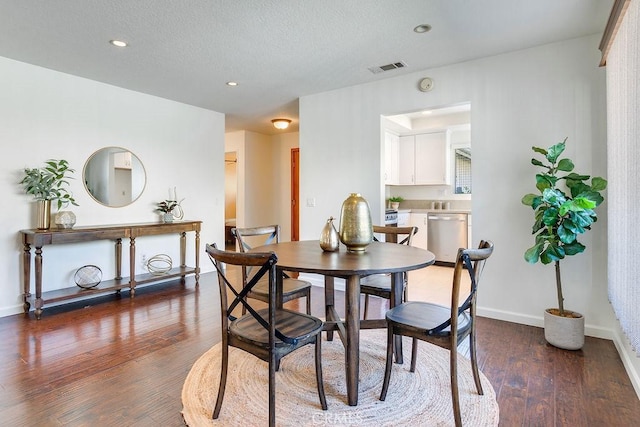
[393, 199, 472, 211]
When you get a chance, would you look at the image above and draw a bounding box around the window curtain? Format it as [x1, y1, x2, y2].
[606, 0, 640, 354]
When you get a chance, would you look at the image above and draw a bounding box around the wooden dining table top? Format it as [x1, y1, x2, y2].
[253, 240, 435, 277]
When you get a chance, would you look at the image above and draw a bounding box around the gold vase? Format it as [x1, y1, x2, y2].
[319, 217, 340, 252]
[339, 193, 373, 253]
[36, 200, 51, 230]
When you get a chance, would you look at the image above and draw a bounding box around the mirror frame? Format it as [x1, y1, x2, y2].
[83, 147, 146, 207]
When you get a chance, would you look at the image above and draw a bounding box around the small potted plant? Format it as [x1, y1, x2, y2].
[388, 196, 403, 210]
[20, 159, 78, 229]
[156, 200, 180, 223]
[521, 138, 607, 350]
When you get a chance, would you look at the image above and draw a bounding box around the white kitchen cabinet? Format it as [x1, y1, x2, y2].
[113, 151, 132, 169]
[397, 131, 450, 185]
[409, 213, 428, 250]
[384, 132, 399, 185]
[397, 211, 410, 226]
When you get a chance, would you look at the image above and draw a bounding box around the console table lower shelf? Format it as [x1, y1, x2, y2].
[20, 221, 201, 319]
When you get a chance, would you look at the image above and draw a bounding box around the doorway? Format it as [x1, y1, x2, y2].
[291, 148, 300, 241]
[224, 151, 237, 250]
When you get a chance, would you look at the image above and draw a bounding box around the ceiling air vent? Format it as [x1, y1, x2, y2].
[368, 61, 407, 74]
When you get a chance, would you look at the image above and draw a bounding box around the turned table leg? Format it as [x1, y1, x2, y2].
[22, 243, 32, 313]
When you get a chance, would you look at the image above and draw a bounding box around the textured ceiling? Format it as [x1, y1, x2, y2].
[0, 0, 612, 135]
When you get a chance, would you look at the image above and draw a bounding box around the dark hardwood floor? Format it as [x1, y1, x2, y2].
[1, 272, 638, 426]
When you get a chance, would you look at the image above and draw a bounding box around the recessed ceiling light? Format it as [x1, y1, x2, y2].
[413, 24, 432, 34]
[226, 81, 238, 86]
[421, 110, 433, 115]
[109, 39, 128, 47]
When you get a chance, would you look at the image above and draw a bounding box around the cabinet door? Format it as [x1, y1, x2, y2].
[409, 213, 428, 250]
[384, 132, 399, 185]
[398, 135, 415, 185]
[414, 132, 449, 185]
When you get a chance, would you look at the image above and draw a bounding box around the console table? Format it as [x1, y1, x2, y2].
[20, 220, 201, 319]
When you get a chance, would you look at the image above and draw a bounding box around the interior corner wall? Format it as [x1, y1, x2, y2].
[0, 56, 225, 317]
[299, 35, 614, 337]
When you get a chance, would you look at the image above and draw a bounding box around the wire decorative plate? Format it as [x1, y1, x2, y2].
[146, 254, 173, 275]
[74, 265, 102, 289]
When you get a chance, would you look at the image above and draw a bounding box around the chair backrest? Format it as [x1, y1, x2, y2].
[205, 243, 298, 345]
[372, 225, 418, 245]
[232, 225, 281, 283]
[232, 225, 280, 253]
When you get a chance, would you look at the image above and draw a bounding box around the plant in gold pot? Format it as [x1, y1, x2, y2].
[20, 159, 78, 229]
[521, 138, 607, 350]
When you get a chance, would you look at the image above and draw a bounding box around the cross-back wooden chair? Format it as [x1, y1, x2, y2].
[206, 243, 327, 427]
[379, 240, 494, 427]
[360, 225, 418, 319]
[232, 225, 312, 314]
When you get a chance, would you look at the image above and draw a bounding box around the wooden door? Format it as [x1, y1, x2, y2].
[291, 148, 300, 241]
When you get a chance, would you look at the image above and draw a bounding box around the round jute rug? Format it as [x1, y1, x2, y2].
[181, 329, 499, 426]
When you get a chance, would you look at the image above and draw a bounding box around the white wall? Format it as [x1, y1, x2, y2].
[0, 56, 225, 316]
[300, 35, 613, 334]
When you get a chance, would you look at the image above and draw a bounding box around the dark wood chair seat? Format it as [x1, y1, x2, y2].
[380, 240, 494, 427]
[230, 307, 323, 355]
[384, 301, 471, 339]
[361, 225, 418, 319]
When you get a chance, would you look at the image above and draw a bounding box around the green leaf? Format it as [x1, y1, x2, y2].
[542, 207, 559, 226]
[531, 158, 545, 167]
[546, 141, 566, 163]
[524, 244, 543, 263]
[573, 196, 596, 210]
[557, 224, 576, 244]
[557, 158, 574, 172]
[540, 242, 565, 264]
[532, 146, 548, 156]
[591, 177, 608, 191]
[563, 241, 586, 256]
[521, 194, 538, 206]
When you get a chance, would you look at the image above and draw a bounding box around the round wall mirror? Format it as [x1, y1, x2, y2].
[83, 147, 146, 207]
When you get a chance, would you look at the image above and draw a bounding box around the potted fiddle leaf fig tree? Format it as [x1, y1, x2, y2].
[521, 138, 607, 350]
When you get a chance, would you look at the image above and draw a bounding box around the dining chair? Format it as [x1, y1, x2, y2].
[232, 225, 312, 314]
[379, 240, 494, 427]
[206, 243, 327, 427]
[360, 225, 418, 319]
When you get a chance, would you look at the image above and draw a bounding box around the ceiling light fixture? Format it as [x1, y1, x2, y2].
[226, 81, 238, 86]
[109, 39, 128, 47]
[413, 24, 432, 34]
[272, 118, 291, 130]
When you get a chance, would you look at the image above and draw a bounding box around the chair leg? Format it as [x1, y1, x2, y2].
[410, 337, 418, 373]
[469, 331, 484, 395]
[363, 294, 370, 320]
[269, 354, 276, 427]
[212, 343, 229, 419]
[315, 335, 328, 410]
[379, 326, 395, 401]
[450, 346, 462, 427]
[306, 290, 311, 315]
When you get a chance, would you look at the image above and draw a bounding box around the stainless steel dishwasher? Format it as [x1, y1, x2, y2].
[427, 213, 468, 263]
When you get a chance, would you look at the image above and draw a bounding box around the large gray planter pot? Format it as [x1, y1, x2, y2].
[544, 308, 585, 350]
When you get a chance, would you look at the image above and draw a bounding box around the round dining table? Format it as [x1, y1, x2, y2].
[253, 239, 435, 406]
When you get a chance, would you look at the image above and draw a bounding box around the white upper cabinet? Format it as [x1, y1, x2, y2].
[396, 131, 450, 185]
[384, 131, 399, 185]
